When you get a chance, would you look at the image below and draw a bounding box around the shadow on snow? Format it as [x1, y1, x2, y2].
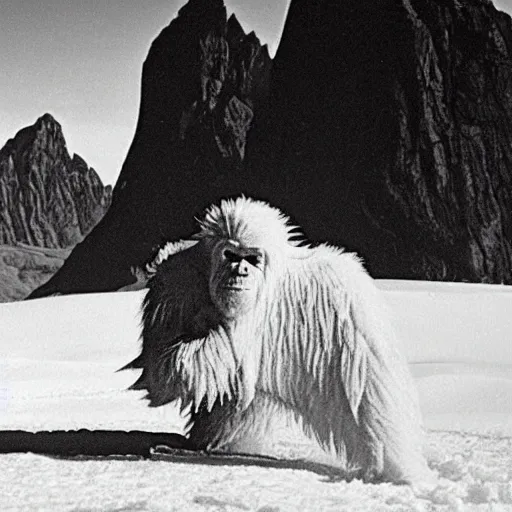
[0, 429, 347, 481]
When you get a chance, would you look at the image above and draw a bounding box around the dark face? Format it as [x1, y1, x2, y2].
[209, 240, 266, 319]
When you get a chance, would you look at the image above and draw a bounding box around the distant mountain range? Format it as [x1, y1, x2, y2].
[0, 113, 112, 300]
[26, 0, 512, 299]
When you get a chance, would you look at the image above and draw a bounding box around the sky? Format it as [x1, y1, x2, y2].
[0, 0, 290, 186]
[1, 0, 511, 187]
[495, 0, 512, 13]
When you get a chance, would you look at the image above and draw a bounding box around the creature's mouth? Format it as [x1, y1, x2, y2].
[223, 279, 249, 291]
[222, 285, 249, 291]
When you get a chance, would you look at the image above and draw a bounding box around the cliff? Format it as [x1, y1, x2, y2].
[29, 0, 512, 298]
[247, 0, 512, 283]
[0, 113, 112, 248]
[29, 0, 271, 297]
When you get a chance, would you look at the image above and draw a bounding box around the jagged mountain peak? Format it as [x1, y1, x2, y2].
[28, 0, 272, 297]
[30, 113, 64, 142]
[177, 0, 225, 17]
[1, 113, 67, 162]
[227, 13, 245, 35]
[0, 115, 112, 249]
[36, 112, 59, 127]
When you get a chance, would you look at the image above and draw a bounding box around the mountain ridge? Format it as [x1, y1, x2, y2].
[0, 113, 112, 300]
[0, 113, 112, 248]
[28, 0, 512, 299]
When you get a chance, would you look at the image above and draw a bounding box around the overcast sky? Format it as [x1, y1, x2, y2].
[1, 0, 511, 186]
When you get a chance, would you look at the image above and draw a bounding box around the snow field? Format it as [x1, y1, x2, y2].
[0, 282, 511, 510]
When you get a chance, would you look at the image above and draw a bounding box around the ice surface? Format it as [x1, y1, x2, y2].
[0, 282, 511, 511]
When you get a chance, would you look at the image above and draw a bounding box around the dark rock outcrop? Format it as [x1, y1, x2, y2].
[0, 114, 112, 248]
[247, 0, 512, 283]
[30, 0, 512, 298]
[29, 0, 271, 297]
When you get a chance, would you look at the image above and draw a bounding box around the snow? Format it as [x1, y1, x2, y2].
[1, 281, 512, 511]
[381, 280, 512, 437]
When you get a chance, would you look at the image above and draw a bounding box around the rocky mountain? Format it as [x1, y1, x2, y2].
[29, 0, 272, 297]
[29, 0, 512, 298]
[247, 0, 512, 283]
[0, 113, 112, 248]
[0, 113, 112, 300]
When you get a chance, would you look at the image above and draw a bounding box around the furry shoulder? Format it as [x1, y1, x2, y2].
[142, 241, 213, 343]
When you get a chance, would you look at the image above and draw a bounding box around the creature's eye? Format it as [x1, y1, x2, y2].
[223, 249, 241, 263]
[245, 255, 261, 267]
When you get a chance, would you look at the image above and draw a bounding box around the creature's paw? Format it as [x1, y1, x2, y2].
[361, 466, 383, 483]
[361, 441, 385, 483]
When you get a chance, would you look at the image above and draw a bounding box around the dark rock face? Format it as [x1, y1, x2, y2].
[248, 0, 512, 283]
[393, 0, 512, 283]
[30, 0, 512, 298]
[0, 114, 112, 249]
[29, 0, 271, 297]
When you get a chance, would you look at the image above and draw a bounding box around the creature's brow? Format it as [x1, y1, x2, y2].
[242, 247, 263, 256]
[226, 241, 262, 256]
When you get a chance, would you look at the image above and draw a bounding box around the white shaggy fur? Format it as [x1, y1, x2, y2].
[126, 196, 432, 485]
[145, 239, 198, 274]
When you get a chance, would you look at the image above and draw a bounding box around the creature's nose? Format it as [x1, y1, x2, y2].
[234, 260, 249, 276]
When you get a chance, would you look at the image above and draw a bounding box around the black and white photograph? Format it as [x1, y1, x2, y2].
[1, 0, 512, 510]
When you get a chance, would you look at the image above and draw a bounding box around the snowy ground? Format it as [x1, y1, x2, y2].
[1, 281, 512, 511]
